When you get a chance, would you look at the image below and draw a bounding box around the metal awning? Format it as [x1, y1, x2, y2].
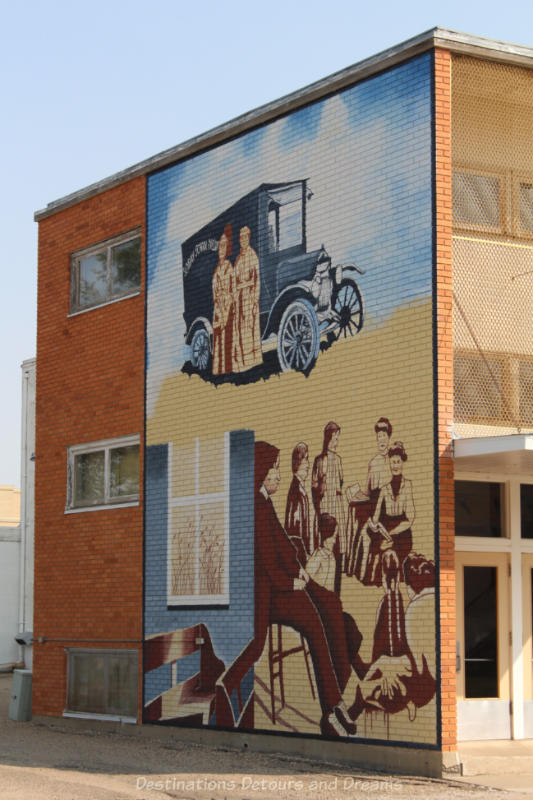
[453, 433, 533, 474]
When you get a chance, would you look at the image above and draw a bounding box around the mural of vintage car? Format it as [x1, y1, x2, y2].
[182, 180, 364, 375]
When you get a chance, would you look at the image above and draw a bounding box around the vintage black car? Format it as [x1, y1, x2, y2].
[182, 180, 364, 374]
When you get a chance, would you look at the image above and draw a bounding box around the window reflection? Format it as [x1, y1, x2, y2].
[455, 481, 503, 537]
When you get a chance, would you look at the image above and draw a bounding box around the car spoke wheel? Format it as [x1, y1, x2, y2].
[277, 299, 319, 373]
[190, 327, 211, 373]
[332, 279, 363, 339]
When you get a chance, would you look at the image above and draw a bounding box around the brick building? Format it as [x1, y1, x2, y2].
[33, 28, 533, 776]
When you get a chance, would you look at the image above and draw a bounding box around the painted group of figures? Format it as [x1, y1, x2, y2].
[252, 418, 436, 739]
[211, 225, 262, 374]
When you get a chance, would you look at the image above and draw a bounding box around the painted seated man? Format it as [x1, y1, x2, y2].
[253, 441, 358, 737]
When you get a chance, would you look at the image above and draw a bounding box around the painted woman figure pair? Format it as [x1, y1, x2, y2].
[347, 418, 414, 586]
[212, 226, 262, 375]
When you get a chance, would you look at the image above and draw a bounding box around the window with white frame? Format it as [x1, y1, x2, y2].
[70, 230, 141, 313]
[67, 435, 140, 511]
[167, 433, 229, 605]
[66, 648, 137, 719]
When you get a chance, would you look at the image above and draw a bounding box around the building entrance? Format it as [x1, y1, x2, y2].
[455, 551, 511, 740]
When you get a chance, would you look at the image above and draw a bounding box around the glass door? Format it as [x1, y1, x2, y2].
[456, 551, 511, 740]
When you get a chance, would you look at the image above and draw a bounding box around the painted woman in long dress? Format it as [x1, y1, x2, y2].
[347, 417, 392, 580]
[312, 422, 346, 574]
[366, 441, 414, 585]
[212, 231, 235, 375]
[233, 225, 262, 371]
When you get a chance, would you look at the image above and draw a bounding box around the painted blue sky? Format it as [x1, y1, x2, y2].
[146, 54, 432, 412]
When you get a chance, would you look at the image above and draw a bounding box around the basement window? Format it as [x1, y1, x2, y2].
[65, 648, 137, 721]
[70, 230, 141, 313]
[66, 435, 140, 512]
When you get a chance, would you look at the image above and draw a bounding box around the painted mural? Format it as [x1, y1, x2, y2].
[182, 180, 364, 381]
[145, 52, 437, 747]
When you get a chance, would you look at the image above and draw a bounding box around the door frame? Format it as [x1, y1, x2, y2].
[455, 550, 511, 703]
[454, 471, 533, 739]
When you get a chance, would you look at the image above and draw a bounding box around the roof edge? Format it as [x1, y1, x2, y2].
[34, 27, 533, 221]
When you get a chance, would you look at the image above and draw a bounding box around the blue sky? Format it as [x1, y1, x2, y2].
[146, 54, 432, 412]
[2, 0, 533, 486]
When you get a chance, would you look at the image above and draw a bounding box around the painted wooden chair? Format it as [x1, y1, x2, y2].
[268, 624, 316, 723]
[144, 623, 224, 725]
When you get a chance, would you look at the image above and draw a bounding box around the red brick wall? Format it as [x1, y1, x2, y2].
[33, 177, 145, 716]
[434, 48, 457, 752]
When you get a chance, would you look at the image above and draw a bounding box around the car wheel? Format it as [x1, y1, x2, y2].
[277, 299, 320, 373]
[190, 327, 211, 373]
[331, 278, 363, 339]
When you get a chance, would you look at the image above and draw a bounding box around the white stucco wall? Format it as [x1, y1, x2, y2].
[0, 528, 20, 668]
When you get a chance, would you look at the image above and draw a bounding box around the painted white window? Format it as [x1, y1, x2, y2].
[70, 230, 141, 313]
[167, 433, 229, 606]
[66, 435, 140, 512]
[66, 648, 137, 720]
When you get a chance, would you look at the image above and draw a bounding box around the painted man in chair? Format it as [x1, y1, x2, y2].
[252, 440, 362, 738]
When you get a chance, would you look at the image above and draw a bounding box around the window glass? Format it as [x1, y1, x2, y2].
[74, 451, 105, 506]
[170, 506, 196, 597]
[78, 252, 108, 309]
[67, 650, 137, 717]
[464, 566, 498, 697]
[455, 481, 503, 537]
[68, 436, 139, 511]
[199, 436, 225, 494]
[198, 501, 225, 596]
[168, 434, 229, 604]
[521, 484, 533, 539]
[279, 202, 302, 250]
[110, 445, 140, 498]
[267, 185, 303, 250]
[453, 172, 501, 228]
[268, 205, 279, 252]
[111, 238, 141, 296]
[71, 232, 140, 313]
[519, 182, 533, 232]
[107, 652, 138, 716]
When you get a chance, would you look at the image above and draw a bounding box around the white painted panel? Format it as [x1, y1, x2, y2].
[458, 700, 511, 741]
[0, 537, 20, 666]
[524, 702, 533, 739]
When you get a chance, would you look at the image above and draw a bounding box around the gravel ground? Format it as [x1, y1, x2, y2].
[0, 674, 524, 800]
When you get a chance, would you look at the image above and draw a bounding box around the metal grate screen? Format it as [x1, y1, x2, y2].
[452, 56, 533, 437]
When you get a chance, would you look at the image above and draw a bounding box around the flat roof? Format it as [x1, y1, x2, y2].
[34, 27, 533, 222]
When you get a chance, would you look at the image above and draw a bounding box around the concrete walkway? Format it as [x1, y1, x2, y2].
[457, 739, 533, 795]
[3, 673, 533, 798]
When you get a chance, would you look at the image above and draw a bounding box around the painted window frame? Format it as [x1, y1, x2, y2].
[66, 434, 140, 513]
[167, 433, 230, 606]
[64, 647, 138, 722]
[452, 166, 507, 235]
[69, 228, 141, 314]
